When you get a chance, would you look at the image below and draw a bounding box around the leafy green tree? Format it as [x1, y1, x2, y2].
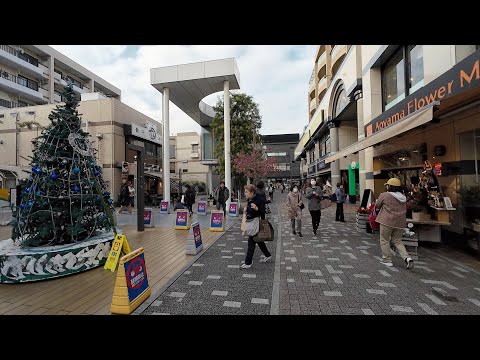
[210, 93, 263, 186]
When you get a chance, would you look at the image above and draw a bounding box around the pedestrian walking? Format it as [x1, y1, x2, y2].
[335, 182, 345, 222]
[375, 178, 414, 269]
[286, 183, 303, 237]
[118, 178, 132, 214]
[214, 180, 230, 217]
[241, 184, 272, 269]
[268, 184, 274, 201]
[184, 184, 196, 216]
[256, 181, 267, 219]
[305, 178, 322, 235]
[128, 181, 135, 209]
[323, 180, 332, 200]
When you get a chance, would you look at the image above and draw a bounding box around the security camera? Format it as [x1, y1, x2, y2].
[96, 134, 103, 139]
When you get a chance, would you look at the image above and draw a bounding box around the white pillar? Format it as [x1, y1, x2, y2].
[163, 87, 170, 204]
[224, 80, 232, 211]
[329, 124, 340, 186]
[207, 166, 213, 195]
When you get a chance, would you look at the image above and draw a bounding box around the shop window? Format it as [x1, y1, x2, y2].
[455, 45, 480, 64]
[382, 45, 424, 111]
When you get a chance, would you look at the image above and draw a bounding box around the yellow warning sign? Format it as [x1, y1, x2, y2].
[110, 247, 151, 315]
[104, 234, 132, 272]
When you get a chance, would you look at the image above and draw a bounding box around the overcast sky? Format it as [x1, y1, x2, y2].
[51, 45, 317, 137]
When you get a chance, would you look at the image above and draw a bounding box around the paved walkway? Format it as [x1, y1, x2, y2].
[139, 194, 480, 315]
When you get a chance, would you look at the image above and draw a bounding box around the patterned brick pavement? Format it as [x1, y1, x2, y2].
[139, 194, 480, 315]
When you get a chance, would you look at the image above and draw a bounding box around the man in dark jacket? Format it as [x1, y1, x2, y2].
[335, 182, 345, 222]
[184, 184, 195, 216]
[214, 181, 230, 217]
[256, 180, 268, 219]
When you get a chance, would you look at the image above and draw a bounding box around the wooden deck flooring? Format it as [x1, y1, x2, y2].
[0, 222, 231, 315]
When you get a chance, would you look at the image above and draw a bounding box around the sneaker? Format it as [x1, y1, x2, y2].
[260, 256, 272, 263]
[298, 232, 303, 237]
[405, 257, 414, 269]
[380, 260, 394, 267]
[240, 263, 252, 269]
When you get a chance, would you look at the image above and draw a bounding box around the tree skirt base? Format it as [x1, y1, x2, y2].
[0, 230, 118, 283]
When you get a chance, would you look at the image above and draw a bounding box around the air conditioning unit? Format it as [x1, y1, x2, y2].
[152, 165, 160, 171]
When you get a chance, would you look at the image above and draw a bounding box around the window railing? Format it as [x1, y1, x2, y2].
[0, 98, 22, 108]
[0, 70, 39, 91]
[0, 45, 38, 67]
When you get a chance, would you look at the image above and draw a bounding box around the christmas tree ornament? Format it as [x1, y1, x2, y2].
[19, 204, 25, 209]
[73, 186, 80, 192]
[27, 201, 33, 207]
[51, 173, 58, 180]
[25, 187, 31, 193]
[94, 170, 100, 176]
[73, 167, 81, 174]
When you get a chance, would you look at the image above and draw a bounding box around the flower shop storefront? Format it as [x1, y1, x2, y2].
[330, 49, 480, 253]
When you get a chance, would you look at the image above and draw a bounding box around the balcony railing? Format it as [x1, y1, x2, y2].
[0, 45, 38, 67]
[0, 98, 22, 108]
[0, 70, 39, 91]
[309, 98, 316, 111]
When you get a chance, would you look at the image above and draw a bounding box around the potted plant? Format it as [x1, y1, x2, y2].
[457, 183, 480, 224]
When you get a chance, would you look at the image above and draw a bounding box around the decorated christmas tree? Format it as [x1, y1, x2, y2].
[11, 82, 116, 247]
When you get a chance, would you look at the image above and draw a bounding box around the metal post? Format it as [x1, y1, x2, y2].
[128, 144, 145, 232]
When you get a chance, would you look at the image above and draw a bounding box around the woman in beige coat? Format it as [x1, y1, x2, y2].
[287, 183, 303, 237]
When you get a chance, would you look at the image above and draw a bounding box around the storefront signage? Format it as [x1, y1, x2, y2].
[130, 122, 162, 145]
[365, 49, 480, 137]
[434, 163, 442, 176]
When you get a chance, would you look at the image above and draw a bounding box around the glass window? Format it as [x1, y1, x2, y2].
[192, 144, 198, 153]
[169, 145, 176, 159]
[202, 130, 212, 159]
[408, 45, 424, 94]
[455, 45, 480, 63]
[383, 48, 405, 110]
[325, 137, 331, 154]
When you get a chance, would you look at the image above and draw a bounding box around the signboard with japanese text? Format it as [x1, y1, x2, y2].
[160, 201, 169, 214]
[228, 202, 238, 216]
[104, 234, 132, 272]
[175, 209, 190, 230]
[197, 201, 207, 215]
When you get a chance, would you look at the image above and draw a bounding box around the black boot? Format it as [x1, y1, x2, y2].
[313, 229, 316, 235]
[298, 232, 303, 237]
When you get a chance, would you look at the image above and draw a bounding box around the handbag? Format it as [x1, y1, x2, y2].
[298, 194, 305, 210]
[253, 219, 274, 242]
[368, 203, 380, 231]
[244, 217, 259, 237]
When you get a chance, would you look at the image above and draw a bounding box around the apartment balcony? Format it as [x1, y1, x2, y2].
[0, 98, 22, 109]
[309, 98, 316, 112]
[331, 45, 348, 70]
[309, 79, 315, 96]
[317, 52, 326, 70]
[317, 76, 327, 94]
[0, 70, 44, 103]
[0, 45, 44, 79]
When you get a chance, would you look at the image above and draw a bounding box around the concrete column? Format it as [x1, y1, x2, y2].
[329, 124, 340, 186]
[356, 97, 366, 196]
[89, 79, 94, 93]
[48, 55, 55, 104]
[325, 45, 332, 87]
[207, 166, 213, 195]
[163, 87, 170, 204]
[364, 146, 375, 195]
[223, 80, 232, 211]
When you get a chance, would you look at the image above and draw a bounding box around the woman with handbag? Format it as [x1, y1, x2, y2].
[241, 184, 272, 269]
[287, 183, 303, 237]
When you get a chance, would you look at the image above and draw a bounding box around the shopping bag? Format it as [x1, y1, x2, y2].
[253, 219, 274, 242]
[369, 204, 380, 231]
[244, 217, 259, 237]
[241, 212, 247, 233]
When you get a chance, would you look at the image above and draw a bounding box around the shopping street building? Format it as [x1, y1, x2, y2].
[295, 45, 480, 245]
